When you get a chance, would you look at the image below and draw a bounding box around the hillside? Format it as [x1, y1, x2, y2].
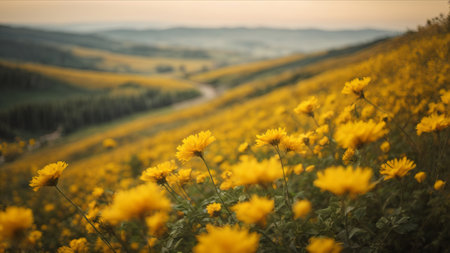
[0, 25, 216, 60]
[0, 62, 201, 138]
[0, 16, 449, 253]
[98, 27, 399, 57]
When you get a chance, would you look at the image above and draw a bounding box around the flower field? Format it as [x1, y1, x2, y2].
[0, 16, 449, 253]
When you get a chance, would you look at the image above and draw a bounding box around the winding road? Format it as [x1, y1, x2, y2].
[173, 80, 218, 110]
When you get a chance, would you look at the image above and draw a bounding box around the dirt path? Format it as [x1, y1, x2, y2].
[173, 80, 218, 109]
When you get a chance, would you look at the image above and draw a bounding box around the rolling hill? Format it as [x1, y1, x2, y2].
[98, 27, 399, 57]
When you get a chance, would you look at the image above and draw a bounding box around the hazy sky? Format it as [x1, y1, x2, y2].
[0, 1, 448, 30]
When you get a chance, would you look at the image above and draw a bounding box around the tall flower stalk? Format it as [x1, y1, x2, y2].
[29, 162, 116, 252]
[199, 154, 233, 217]
[55, 185, 117, 253]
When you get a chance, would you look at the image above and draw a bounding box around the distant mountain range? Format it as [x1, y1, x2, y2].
[96, 27, 400, 56]
[0, 25, 212, 59]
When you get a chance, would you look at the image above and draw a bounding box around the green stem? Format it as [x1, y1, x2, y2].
[275, 145, 291, 207]
[341, 198, 352, 249]
[55, 185, 116, 253]
[139, 221, 152, 251]
[399, 178, 404, 207]
[180, 185, 192, 202]
[163, 183, 181, 202]
[311, 114, 320, 128]
[106, 226, 131, 253]
[163, 183, 194, 211]
[199, 154, 233, 217]
[256, 227, 279, 248]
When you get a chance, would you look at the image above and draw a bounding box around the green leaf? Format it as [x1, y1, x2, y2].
[376, 217, 389, 229]
[349, 227, 366, 239]
[394, 222, 418, 234]
[345, 205, 355, 215]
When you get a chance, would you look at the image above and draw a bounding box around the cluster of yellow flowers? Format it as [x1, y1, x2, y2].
[314, 166, 375, 198]
[193, 225, 260, 253]
[0, 207, 34, 244]
[225, 156, 282, 188]
[101, 182, 171, 224]
[140, 160, 177, 184]
[334, 120, 387, 149]
[232, 195, 274, 226]
[1, 21, 448, 252]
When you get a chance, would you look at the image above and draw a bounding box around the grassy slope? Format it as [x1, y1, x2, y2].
[188, 38, 392, 88]
[2, 28, 440, 176]
[1, 22, 448, 251]
[0, 36, 388, 168]
[70, 46, 215, 75]
[0, 61, 195, 91]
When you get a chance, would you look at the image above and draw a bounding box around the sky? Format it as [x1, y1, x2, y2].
[0, 1, 448, 31]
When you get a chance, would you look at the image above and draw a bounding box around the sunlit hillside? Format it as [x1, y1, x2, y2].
[0, 61, 196, 90]
[0, 14, 449, 253]
[70, 47, 215, 75]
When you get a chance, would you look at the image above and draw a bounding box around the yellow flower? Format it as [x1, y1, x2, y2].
[314, 166, 375, 197]
[380, 157, 416, 180]
[69, 238, 89, 253]
[342, 147, 355, 165]
[196, 172, 209, 184]
[414, 172, 426, 183]
[0, 206, 33, 241]
[281, 135, 305, 153]
[361, 105, 375, 119]
[146, 212, 169, 237]
[57, 246, 73, 253]
[305, 165, 315, 172]
[319, 111, 335, 124]
[434, 180, 445, 190]
[316, 125, 329, 136]
[293, 200, 312, 219]
[441, 89, 450, 104]
[29, 161, 68, 191]
[193, 224, 260, 253]
[256, 128, 287, 146]
[334, 120, 387, 149]
[306, 237, 342, 253]
[230, 156, 282, 187]
[380, 141, 390, 153]
[342, 77, 371, 98]
[335, 104, 356, 125]
[92, 187, 104, 198]
[44, 204, 55, 212]
[27, 230, 42, 245]
[206, 203, 222, 217]
[213, 155, 224, 164]
[427, 102, 446, 115]
[167, 168, 192, 187]
[238, 142, 249, 153]
[176, 130, 216, 162]
[232, 195, 274, 226]
[140, 161, 177, 185]
[293, 164, 304, 175]
[102, 138, 117, 149]
[319, 136, 329, 146]
[416, 114, 450, 135]
[294, 96, 320, 116]
[102, 183, 171, 225]
[57, 238, 89, 253]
